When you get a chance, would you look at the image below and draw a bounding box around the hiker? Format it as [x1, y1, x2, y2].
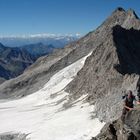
[121, 90, 136, 122]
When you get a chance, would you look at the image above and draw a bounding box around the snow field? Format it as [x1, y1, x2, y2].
[0, 52, 104, 140]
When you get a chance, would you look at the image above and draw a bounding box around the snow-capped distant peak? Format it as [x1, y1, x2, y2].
[0, 33, 82, 39]
[0, 33, 82, 47]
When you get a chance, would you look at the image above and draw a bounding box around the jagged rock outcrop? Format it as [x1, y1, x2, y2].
[92, 107, 140, 140]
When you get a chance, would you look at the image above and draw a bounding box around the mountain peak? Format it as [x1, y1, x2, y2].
[127, 8, 139, 19]
[112, 7, 125, 15]
[115, 7, 125, 12]
[112, 7, 139, 19]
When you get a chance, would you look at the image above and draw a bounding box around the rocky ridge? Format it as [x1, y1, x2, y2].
[66, 8, 140, 122]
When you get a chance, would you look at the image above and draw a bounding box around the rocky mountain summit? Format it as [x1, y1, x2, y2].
[0, 7, 140, 139]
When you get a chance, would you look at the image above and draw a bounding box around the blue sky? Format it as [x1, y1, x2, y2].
[0, 0, 140, 36]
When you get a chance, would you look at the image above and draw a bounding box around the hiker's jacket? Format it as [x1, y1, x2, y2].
[123, 95, 136, 108]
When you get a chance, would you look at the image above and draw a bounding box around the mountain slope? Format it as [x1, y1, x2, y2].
[0, 42, 59, 83]
[0, 43, 35, 81]
[21, 43, 55, 58]
[66, 9, 140, 121]
[66, 25, 140, 120]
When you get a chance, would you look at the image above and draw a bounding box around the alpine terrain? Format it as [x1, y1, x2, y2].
[0, 43, 35, 83]
[0, 7, 140, 140]
[0, 35, 79, 83]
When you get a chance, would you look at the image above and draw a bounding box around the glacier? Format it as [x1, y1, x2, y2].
[0, 52, 104, 140]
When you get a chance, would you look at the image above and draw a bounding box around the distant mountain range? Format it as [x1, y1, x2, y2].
[0, 42, 58, 82]
[0, 34, 79, 82]
[21, 43, 55, 58]
[0, 34, 80, 47]
[0, 43, 35, 82]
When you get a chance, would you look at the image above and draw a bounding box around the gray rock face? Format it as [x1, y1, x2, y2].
[125, 107, 140, 138]
[0, 133, 27, 140]
[66, 8, 140, 121]
[92, 107, 140, 140]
